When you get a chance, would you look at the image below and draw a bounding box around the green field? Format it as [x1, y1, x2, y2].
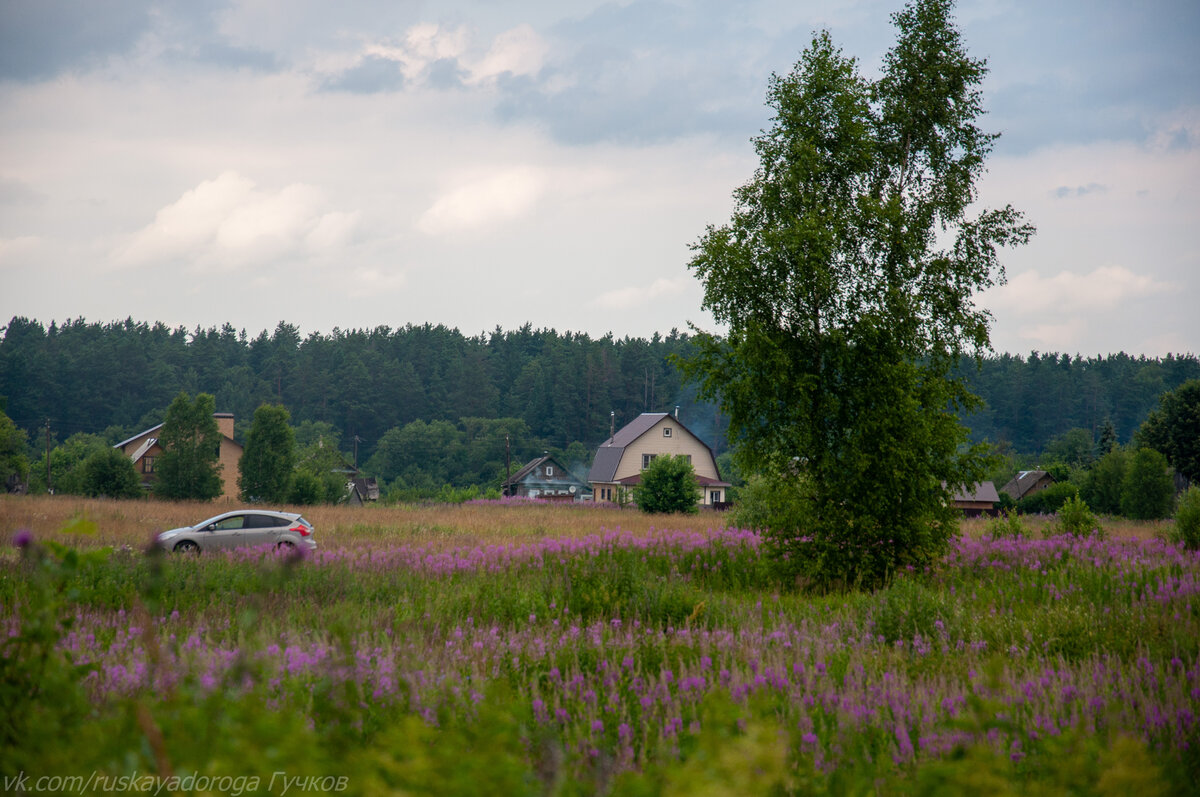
[2, 496, 1197, 795]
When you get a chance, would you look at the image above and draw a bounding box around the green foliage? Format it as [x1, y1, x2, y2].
[1173, 485, 1200, 550]
[1136, 378, 1200, 484]
[154, 392, 223, 500]
[634, 454, 700, 514]
[30, 432, 109, 495]
[1082, 448, 1129, 515]
[984, 510, 1028, 540]
[1043, 427, 1094, 469]
[238, 403, 296, 503]
[287, 470, 325, 505]
[1121, 448, 1174, 520]
[1056, 495, 1102, 538]
[680, 0, 1032, 590]
[729, 473, 810, 534]
[1016, 482, 1077, 515]
[0, 408, 30, 490]
[1096, 417, 1119, 457]
[81, 447, 143, 499]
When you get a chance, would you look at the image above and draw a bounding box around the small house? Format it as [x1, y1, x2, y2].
[502, 455, 590, 502]
[951, 481, 1000, 517]
[1001, 470, 1055, 502]
[346, 477, 380, 505]
[588, 412, 729, 507]
[114, 412, 243, 500]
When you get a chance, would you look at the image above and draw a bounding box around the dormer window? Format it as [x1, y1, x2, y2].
[663, 427, 672, 438]
[545, 465, 554, 476]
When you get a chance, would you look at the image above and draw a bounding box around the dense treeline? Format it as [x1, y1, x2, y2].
[1, 317, 1196, 468]
[0, 317, 722, 470]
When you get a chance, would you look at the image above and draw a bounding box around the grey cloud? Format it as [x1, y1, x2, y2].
[0, 177, 46, 205]
[0, 0, 153, 80]
[320, 55, 407, 94]
[1053, 183, 1106, 199]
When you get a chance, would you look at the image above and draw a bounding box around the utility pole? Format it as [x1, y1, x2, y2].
[505, 434, 511, 494]
[353, 435, 362, 470]
[45, 419, 51, 494]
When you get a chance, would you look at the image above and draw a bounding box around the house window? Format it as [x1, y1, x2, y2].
[142, 456, 155, 474]
[663, 427, 672, 438]
[545, 465, 554, 476]
[642, 453, 657, 469]
[710, 490, 721, 504]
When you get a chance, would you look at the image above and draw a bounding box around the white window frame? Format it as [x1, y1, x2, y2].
[663, 427, 672, 438]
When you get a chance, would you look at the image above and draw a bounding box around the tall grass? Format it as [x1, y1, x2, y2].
[2, 495, 1197, 794]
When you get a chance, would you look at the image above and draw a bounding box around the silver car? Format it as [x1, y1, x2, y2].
[155, 510, 316, 554]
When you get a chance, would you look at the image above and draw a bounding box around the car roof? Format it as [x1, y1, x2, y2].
[195, 509, 302, 526]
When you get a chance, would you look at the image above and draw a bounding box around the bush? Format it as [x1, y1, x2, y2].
[1173, 486, 1200, 550]
[633, 454, 699, 514]
[984, 510, 1027, 540]
[80, 448, 142, 499]
[288, 471, 324, 505]
[732, 473, 811, 533]
[1122, 448, 1174, 520]
[1056, 495, 1102, 538]
[1017, 482, 1078, 515]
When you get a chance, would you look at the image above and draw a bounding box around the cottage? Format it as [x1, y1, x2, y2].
[588, 412, 729, 507]
[346, 477, 380, 505]
[951, 481, 1000, 517]
[502, 455, 590, 502]
[1001, 470, 1055, 502]
[114, 412, 243, 500]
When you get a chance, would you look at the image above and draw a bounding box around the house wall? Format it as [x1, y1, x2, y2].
[612, 417, 720, 482]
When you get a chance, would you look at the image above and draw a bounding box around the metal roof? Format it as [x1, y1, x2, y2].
[588, 412, 723, 484]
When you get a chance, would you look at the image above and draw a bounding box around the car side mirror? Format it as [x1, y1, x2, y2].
[205, 524, 215, 531]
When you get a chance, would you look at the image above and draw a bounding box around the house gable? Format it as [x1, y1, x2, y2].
[589, 413, 729, 505]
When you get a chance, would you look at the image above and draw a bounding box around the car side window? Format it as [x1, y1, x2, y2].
[246, 514, 282, 529]
[211, 516, 245, 531]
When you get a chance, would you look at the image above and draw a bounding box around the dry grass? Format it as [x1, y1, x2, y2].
[1, 495, 1172, 552]
[0, 495, 723, 551]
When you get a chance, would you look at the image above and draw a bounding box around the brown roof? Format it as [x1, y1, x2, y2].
[951, 481, 1000, 504]
[588, 412, 724, 484]
[1001, 470, 1053, 500]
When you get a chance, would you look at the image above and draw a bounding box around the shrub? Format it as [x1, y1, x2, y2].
[984, 510, 1027, 540]
[1173, 485, 1200, 550]
[1017, 482, 1078, 515]
[1121, 448, 1174, 520]
[80, 447, 142, 499]
[288, 471, 324, 505]
[633, 455, 699, 514]
[1056, 495, 1102, 538]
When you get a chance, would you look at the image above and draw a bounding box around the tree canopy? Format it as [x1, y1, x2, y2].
[238, 404, 296, 503]
[683, 0, 1033, 588]
[1137, 378, 1200, 485]
[155, 392, 223, 501]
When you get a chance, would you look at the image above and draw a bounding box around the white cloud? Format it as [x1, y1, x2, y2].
[111, 172, 359, 270]
[417, 166, 547, 235]
[359, 23, 546, 87]
[984, 265, 1172, 316]
[593, 277, 688, 311]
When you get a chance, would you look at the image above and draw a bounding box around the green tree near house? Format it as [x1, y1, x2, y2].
[30, 433, 109, 495]
[634, 455, 700, 515]
[238, 404, 297, 503]
[1121, 448, 1174, 520]
[154, 392, 223, 501]
[0, 409, 30, 492]
[1137, 378, 1200, 485]
[80, 447, 142, 499]
[681, 0, 1033, 589]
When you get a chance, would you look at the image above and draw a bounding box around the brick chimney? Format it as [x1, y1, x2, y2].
[214, 413, 235, 440]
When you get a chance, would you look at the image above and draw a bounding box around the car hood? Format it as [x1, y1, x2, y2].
[155, 526, 192, 542]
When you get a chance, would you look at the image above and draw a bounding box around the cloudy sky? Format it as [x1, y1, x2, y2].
[1, 0, 1197, 356]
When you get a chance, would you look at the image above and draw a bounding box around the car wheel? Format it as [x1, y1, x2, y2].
[276, 540, 295, 551]
[173, 540, 200, 554]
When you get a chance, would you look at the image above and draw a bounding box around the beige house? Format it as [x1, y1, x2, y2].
[114, 412, 243, 500]
[588, 412, 730, 506]
[950, 481, 1000, 517]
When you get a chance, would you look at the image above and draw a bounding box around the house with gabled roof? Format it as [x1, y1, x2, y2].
[588, 412, 730, 507]
[114, 412, 242, 500]
[1001, 470, 1055, 502]
[951, 481, 1000, 517]
[502, 454, 591, 502]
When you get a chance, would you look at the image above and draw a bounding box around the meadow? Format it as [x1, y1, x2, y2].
[1, 495, 1197, 795]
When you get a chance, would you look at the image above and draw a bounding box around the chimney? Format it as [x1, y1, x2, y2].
[674, 405, 679, 419]
[214, 413, 235, 439]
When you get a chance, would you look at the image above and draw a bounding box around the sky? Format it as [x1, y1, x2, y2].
[1, 0, 1197, 357]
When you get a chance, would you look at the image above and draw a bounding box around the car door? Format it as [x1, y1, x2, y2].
[207, 514, 246, 549]
[243, 514, 283, 547]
